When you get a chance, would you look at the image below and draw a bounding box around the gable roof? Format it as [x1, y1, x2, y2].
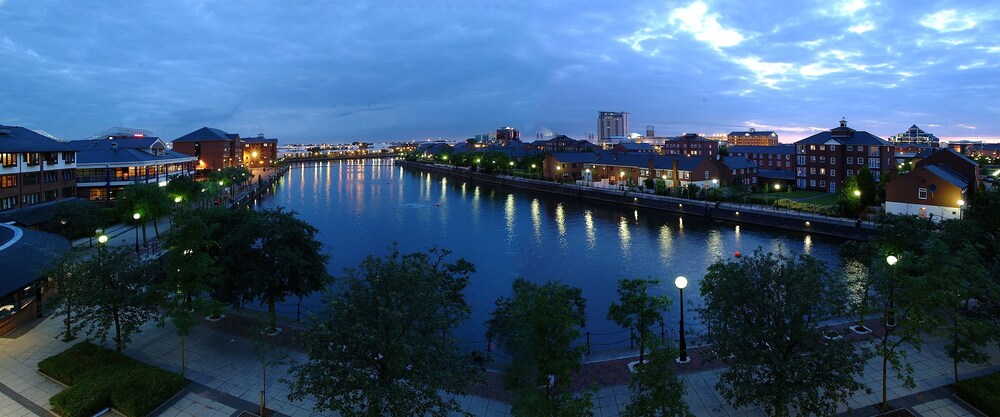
[0, 124, 76, 152]
[721, 156, 758, 170]
[615, 142, 653, 151]
[172, 127, 235, 143]
[923, 164, 969, 190]
[795, 121, 891, 146]
[72, 138, 195, 165]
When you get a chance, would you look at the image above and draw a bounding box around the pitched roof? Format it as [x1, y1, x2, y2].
[0, 223, 70, 296]
[0, 124, 76, 152]
[728, 145, 794, 155]
[722, 156, 758, 170]
[172, 127, 235, 143]
[729, 130, 777, 136]
[795, 121, 892, 146]
[72, 138, 195, 165]
[549, 152, 601, 163]
[758, 169, 795, 180]
[616, 142, 654, 151]
[589, 153, 702, 171]
[923, 164, 969, 190]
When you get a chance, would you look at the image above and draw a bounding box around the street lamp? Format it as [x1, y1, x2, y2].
[957, 199, 966, 220]
[773, 183, 781, 209]
[133, 213, 141, 254]
[886, 255, 898, 327]
[675, 276, 690, 364]
[174, 196, 182, 203]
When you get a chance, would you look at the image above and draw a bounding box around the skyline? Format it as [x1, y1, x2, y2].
[1, 0, 999, 143]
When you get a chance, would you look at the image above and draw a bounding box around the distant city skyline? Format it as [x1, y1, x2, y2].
[1, 1, 998, 143]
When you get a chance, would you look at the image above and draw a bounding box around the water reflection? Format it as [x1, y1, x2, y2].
[618, 217, 631, 258]
[584, 210, 596, 250]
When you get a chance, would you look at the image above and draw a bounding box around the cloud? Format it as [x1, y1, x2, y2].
[920, 10, 977, 32]
[744, 121, 827, 133]
[734, 56, 793, 88]
[958, 61, 985, 70]
[958, 124, 977, 129]
[668, 1, 745, 50]
[848, 23, 875, 34]
[800, 63, 841, 77]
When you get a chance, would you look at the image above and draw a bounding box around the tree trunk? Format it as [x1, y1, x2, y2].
[180, 334, 186, 378]
[639, 338, 645, 364]
[881, 355, 889, 410]
[113, 304, 123, 352]
[153, 217, 160, 240]
[141, 221, 148, 247]
[64, 303, 72, 341]
[268, 298, 277, 333]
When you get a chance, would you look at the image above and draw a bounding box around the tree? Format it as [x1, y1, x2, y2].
[287, 245, 482, 417]
[165, 175, 202, 205]
[857, 167, 877, 207]
[50, 200, 102, 239]
[45, 251, 88, 341]
[158, 213, 223, 377]
[621, 340, 689, 417]
[698, 249, 868, 416]
[839, 175, 862, 218]
[607, 278, 672, 364]
[487, 279, 593, 416]
[78, 246, 159, 352]
[214, 207, 330, 332]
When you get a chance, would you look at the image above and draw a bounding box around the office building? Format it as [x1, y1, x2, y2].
[597, 111, 630, 148]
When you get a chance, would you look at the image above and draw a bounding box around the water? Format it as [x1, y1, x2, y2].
[255, 159, 845, 350]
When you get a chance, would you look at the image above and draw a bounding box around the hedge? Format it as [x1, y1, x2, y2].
[39, 342, 184, 417]
[775, 198, 840, 216]
[955, 372, 1000, 416]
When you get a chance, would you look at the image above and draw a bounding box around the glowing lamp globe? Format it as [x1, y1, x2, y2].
[674, 276, 688, 289]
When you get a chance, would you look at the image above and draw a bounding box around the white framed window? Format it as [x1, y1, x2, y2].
[831, 169, 836, 177]
[797, 167, 806, 177]
[847, 145, 854, 151]
[847, 157, 853, 164]
[810, 167, 816, 174]
[868, 158, 880, 169]
[810, 156, 816, 162]
[831, 157, 836, 164]
[797, 156, 806, 165]
[918, 188, 927, 199]
[873, 171, 880, 181]
[847, 169, 854, 176]
[810, 180, 816, 187]
[820, 180, 826, 187]
[797, 179, 806, 188]
[820, 168, 826, 175]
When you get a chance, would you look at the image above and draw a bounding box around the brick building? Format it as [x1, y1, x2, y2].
[240, 134, 279, 168]
[793, 119, 895, 192]
[172, 127, 242, 171]
[727, 129, 779, 146]
[0, 125, 78, 213]
[661, 133, 719, 158]
[727, 145, 794, 170]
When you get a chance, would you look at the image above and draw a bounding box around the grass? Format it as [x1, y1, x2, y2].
[38, 342, 184, 417]
[802, 194, 841, 207]
[955, 371, 1000, 416]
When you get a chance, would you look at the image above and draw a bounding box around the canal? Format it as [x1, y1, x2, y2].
[255, 158, 846, 351]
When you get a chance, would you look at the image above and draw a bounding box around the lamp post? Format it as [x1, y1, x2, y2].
[957, 199, 965, 220]
[620, 171, 626, 190]
[773, 183, 781, 209]
[886, 255, 897, 327]
[675, 276, 690, 364]
[530, 164, 537, 179]
[132, 213, 141, 253]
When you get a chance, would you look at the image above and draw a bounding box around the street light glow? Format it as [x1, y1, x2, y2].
[957, 199, 965, 206]
[133, 213, 141, 220]
[97, 235, 108, 244]
[674, 276, 688, 289]
[854, 190, 861, 197]
[174, 196, 182, 203]
[887, 255, 898, 266]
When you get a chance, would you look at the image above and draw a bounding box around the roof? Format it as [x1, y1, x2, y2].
[923, 164, 969, 190]
[729, 130, 777, 136]
[758, 169, 796, 180]
[242, 136, 278, 144]
[172, 127, 235, 143]
[72, 139, 195, 165]
[0, 124, 76, 153]
[722, 156, 758, 170]
[0, 223, 70, 296]
[615, 143, 654, 151]
[549, 152, 600, 163]
[0, 202, 60, 227]
[795, 121, 892, 146]
[588, 153, 702, 171]
[728, 145, 794, 155]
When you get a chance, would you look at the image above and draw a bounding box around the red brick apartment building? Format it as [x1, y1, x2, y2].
[662, 133, 720, 157]
[171, 127, 242, 171]
[793, 120, 895, 192]
[0, 125, 78, 213]
[727, 129, 779, 146]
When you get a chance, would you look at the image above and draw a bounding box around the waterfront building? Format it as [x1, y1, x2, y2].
[727, 129, 779, 146]
[563, 153, 757, 188]
[72, 135, 197, 202]
[172, 127, 242, 170]
[886, 163, 970, 221]
[661, 133, 719, 158]
[0, 222, 68, 335]
[792, 119, 895, 192]
[946, 140, 1000, 159]
[496, 127, 520, 146]
[530, 135, 595, 153]
[889, 124, 940, 146]
[727, 145, 794, 170]
[544, 152, 602, 182]
[613, 142, 654, 153]
[597, 111, 630, 148]
[0, 125, 78, 213]
[241, 134, 279, 167]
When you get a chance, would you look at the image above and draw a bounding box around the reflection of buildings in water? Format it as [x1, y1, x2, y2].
[554, 202, 566, 237]
[504, 193, 516, 241]
[804, 234, 813, 255]
[531, 199, 542, 243]
[584, 210, 596, 250]
[618, 217, 632, 257]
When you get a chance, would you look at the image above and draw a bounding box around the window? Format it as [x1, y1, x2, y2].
[848, 169, 854, 176]
[62, 152, 75, 163]
[847, 157, 853, 164]
[869, 146, 880, 156]
[1, 196, 16, 210]
[810, 180, 816, 187]
[22, 173, 38, 185]
[830, 145, 837, 151]
[810, 156, 816, 162]
[868, 158, 880, 169]
[62, 170, 75, 180]
[0, 175, 15, 188]
[830, 157, 836, 164]
[820, 168, 826, 175]
[0, 153, 16, 167]
[830, 182, 837, 192]
[820, 180, 826, 187]
[859, 158, 864, 166]
[820, 156, 826, 162]
[26, 153, 39, 166]
[44, 153, 58, 165]
[918, 188, 928, 199]
[847, 145, 854, 151]
[810, 145, 816, 150]
[704, 170, 710, 179]
[44, 190, 58, 201]
[785, 162, 791, 168]
[44, 172, 58, 183]
[797, 156, 806, 165]
[22, 193, 39, 205]
[873, 171, 880, 181]
[797, 179, 806, 188]
[831, 169, 836, 177]
[797, 167, 806, 177]
[819, 145, 825, 151]
[810, 167, 816, 174]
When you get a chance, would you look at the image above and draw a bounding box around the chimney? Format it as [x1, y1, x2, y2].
[672, 159, 680, 188]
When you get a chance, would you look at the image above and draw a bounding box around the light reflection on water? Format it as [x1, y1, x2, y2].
[258, 160, 845, 347]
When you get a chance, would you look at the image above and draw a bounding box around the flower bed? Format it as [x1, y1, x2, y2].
[38, 342, 184, 417]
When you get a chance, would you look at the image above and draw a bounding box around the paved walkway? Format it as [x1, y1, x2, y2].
[0, 312, 995, 417]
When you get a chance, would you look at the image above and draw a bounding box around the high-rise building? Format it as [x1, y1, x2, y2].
[496, 127, 520, 146]
[889, 125, 939, 147]
[598, 111, 630, 147]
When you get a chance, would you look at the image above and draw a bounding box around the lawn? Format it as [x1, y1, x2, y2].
[955, 371, 1000, 416]
[38, 342, 185, 417]
[801, 193, 841, 207]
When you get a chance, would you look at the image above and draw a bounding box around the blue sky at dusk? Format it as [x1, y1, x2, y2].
[1, 0, 998, 143]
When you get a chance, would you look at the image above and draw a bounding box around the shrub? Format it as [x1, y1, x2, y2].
[956, 372, 1000, 416]
[39, 342, 185, 417]
[776, 198, 840, 216]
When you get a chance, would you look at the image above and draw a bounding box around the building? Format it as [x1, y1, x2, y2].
[793, 119, 895, 192]
[240, 134, 279, 168]
[913, 148, 979, 192]
[886, 164, 969, 221]
[888, 125, 940, 147]
[72, 135, 197, 202]
[543, 152, 601, 182]
[171, 127, 242, 170]
[0, 222, 68, 335]
[613, 142, 654, 153]
[530, 135, 595, 153]
[727, 129, 779, 146]
[661, 133, 719, 158]
[496, 127, 520, 146]
[0, 125, 78, 213]
[727, 145, 794, 170]
[597, 111, 630, 148]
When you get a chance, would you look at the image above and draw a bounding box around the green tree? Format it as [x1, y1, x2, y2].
[698, 249, 868, 416]
[857, 167, 877, 206]
[165, 175, 201, 205]
[158, 213, 223, 377]
[50, 200, 102, 239]
[78, 246, 159, 352]
[621, 340, 689, 417]
[214, 208, 330, 332]
[287, 245, 482, 417]
[607, 278, 672, 364]
[487, 279, 593, 416]
[839, 175, 862, 218]
[45, 251, 88, 341]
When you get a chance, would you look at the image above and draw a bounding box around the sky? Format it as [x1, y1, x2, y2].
[1, 0, 998, 143]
